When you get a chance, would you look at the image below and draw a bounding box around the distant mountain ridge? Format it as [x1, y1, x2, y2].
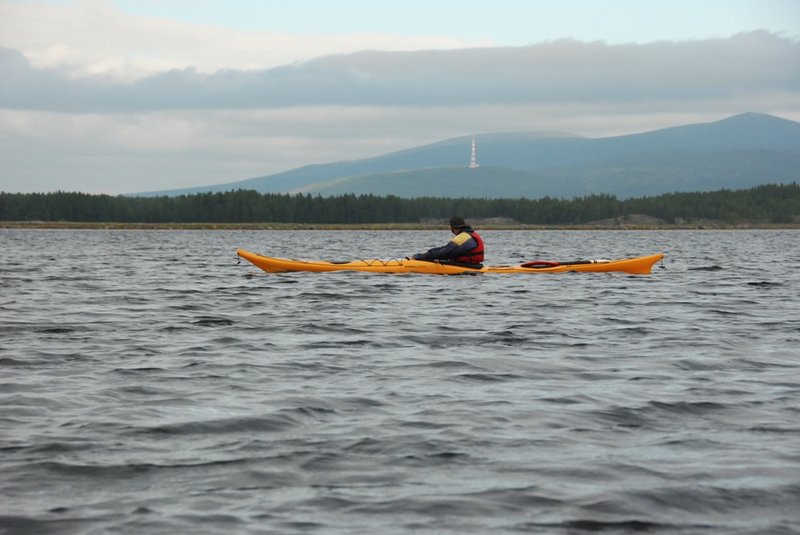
[132, 113, 800, 199]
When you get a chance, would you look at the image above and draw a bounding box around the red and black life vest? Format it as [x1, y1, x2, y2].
[455, 231, 485, 264]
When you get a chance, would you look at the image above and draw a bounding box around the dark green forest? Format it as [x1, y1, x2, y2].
[1, 183, 798, 225]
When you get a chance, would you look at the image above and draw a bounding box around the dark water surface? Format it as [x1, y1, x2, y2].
[1, 229, 799, 534]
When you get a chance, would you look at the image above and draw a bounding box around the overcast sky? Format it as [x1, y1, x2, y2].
[1, 0, 799, 194]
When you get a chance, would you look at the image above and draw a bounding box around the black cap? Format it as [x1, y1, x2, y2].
[449, 216, 467, 229]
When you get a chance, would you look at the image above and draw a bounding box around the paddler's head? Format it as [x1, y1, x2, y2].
[449, 215, 467, 234]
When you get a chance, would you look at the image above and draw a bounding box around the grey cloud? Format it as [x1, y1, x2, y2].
[1, 31, 798, 112]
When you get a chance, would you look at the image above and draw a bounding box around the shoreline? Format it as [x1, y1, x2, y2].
[2, 221, 798, 231]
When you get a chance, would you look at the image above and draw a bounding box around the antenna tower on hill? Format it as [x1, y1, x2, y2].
[468, 135, 479, 168]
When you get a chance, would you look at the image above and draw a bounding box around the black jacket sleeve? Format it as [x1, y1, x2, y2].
[414, 236, 477, 260]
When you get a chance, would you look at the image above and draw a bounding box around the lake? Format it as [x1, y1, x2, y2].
[1, 229, 799, 534]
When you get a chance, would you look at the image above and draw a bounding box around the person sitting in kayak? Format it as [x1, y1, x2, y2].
[411, 216, 485, 265]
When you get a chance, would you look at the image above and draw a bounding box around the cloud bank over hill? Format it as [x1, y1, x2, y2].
[2, 32, 798, 111]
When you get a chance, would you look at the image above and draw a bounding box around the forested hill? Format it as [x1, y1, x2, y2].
[3, 183, 798, 226]
[132, 113, 800, 199]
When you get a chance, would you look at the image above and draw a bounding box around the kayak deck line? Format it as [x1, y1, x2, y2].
[236, 249, 665, 275]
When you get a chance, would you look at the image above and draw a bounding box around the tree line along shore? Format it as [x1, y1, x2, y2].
[1, 183, 798, 229]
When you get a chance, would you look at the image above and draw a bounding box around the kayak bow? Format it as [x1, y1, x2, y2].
[236, 249, 664, 275]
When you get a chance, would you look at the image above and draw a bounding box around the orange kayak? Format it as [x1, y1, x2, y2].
[236, 249, 664, 275]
